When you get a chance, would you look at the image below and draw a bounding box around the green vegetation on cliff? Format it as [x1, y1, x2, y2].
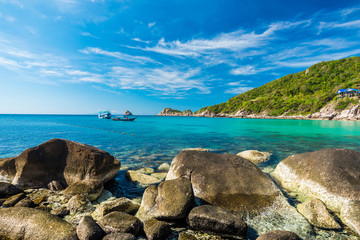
[196, 57, 360, 116]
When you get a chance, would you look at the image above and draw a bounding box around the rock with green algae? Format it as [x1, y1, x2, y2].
[166, 151, 313, 239]
[136, 167, 155, 174]
[135, 177, 194, 222]
[67, 194, 95, 215]
[256, 230, 300, 240]
[297, 199, 341, 229]
[103, 232, 136, 240]
[97, 211, 142, 235]
[158, 163, 170, 172]
[151, 172, 167, 180]
[0, 207, 77, 240]
[76, 216, 104, 240]
[236, 150, 271, 164]
[92, 197, 139, 220]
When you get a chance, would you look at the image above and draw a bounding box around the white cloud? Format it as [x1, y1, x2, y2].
[0, 56, 21, 68]
[341, 6, 360, 16]
[148, 22, 156, 28]
[109, 66, 210, 95]
[142, 20, 310, 57]
[230, 65, 257, 75]
[225, 87, 253, 94]
[80, 47, 157, 64]
[132, 38, 150, 44]
[81, 32, 99, 38]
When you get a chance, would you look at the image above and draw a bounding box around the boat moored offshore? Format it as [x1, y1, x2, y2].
[98, 111, 112, 119]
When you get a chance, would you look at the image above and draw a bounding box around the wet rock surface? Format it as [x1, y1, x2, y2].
[256, 230, 300, 240]
[77, 216, 104, 240]
[92, 197, 139, 220]
[143, 219, 171, 240]
[236, 150, 271, 164]
[98, 211, 142, 235]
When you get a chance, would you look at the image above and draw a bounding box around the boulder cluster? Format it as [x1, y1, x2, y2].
[0, 139, 360, 240]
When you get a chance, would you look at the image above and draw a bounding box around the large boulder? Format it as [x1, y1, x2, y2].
[0, 207, 77, 240]
[77, 216, 104, 240]
[143, 219, 171, 240]
[136, 177, 194, 222]
[272, 148, 360, 212]
[187, 205, 247, 237]
[166, 151, 313, 238]
[340, 201, 360, 236]
[0, 139, 120, 189]
[166, 151, 284, 214]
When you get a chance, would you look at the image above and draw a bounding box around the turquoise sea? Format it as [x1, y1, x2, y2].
[1, 114, 360, 238]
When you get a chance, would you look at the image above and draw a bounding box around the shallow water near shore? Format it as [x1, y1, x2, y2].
[1, 114, 360, 239]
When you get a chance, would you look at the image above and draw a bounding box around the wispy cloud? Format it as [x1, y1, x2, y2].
[79, 47, 157, 64]
[109, 66, 210, 95]
[148, 22, 156, 28]
[142, 20, 310, 57]
[225, 87, 253, 94]
[81, 32, 99, 39]
[132, 38, 151, 44]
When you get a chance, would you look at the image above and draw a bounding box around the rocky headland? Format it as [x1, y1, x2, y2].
[0, 140, 360, 239]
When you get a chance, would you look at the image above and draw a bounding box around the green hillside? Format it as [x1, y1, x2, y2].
[196, 57, 360, 116]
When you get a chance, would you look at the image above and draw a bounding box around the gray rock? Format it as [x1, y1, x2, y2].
[14, 196, 35, 208]
[77, 216, 104, 240]
[272, 148, 360, 212]
[102, 232, 136, 240]
[187, 205, 247, 237]
[236, 150, 271, 164]
[0, 207, 77, 240]
[98, 211, 141, 236]
[256, 230, 300, 240]
[297, 199, 341, 229]
[0, 138, 120, 189]
[126, 170, 161, 185]
[63, 180, 104, 201]
[0, 181, 22, 197]
[143, 219, 171, 240]
[2, 192, 26, 207]
[92, 197, 139, 220]
[340, 201, 360, 236]
[67, 194, 95, 215]
[136, 177, 193, 222]
[48, 180, 64, 191]
[166, 151, 312, 238]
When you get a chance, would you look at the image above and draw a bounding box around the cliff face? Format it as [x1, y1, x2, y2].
[157, 108, 193, 116]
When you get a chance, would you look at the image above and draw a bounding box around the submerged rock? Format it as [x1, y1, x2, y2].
[136, 167, 155, 174]
[166, 151, 312, 238]
[187, 205, 247, 237]
[297, 199, 341, 229]
[151, 172, 167, 180]
[0, 207, 77, 240]
[0, 138, 120, 189]
[272, 148, 360, 212]
[126, 170, 161, 185]
[67, 194, 95, 215]
[143, 219, 171, 240]
[157, 163, 170, 172]
[256, 230, 300, 240]
[136, 177, 194, 222]
[236, 150, 271, 164]
[98, 211, 141, 235]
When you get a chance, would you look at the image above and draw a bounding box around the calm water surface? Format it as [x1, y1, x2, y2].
[1, 115, 360, 239]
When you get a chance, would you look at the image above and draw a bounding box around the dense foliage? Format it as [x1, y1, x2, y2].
[196, 57, 360, 116]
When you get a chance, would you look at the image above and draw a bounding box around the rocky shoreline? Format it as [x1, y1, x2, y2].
[157, 103, 360, 121]
[1, 140, 360, 239]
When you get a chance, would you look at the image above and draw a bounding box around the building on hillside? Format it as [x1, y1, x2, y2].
[337, 88, 360, 98]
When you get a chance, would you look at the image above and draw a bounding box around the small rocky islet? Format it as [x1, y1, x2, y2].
[0, 139, 360, 239]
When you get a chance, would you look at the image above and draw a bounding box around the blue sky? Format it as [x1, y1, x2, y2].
[0, 0, 360, 114]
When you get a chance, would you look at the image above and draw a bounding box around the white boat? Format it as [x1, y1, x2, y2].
[98, 111, 112, 119]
